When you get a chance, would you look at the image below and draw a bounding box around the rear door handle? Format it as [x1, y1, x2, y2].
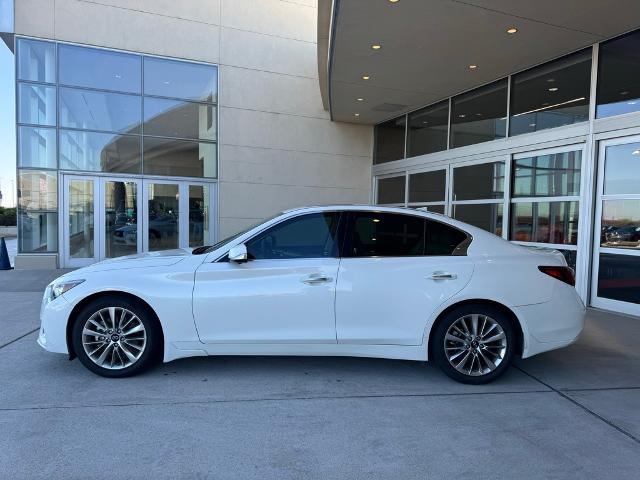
[301, 274, 333, 285]
[427, 271, 457, 280]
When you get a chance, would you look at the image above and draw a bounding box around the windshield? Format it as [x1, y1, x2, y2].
[192, 213, 283, 255]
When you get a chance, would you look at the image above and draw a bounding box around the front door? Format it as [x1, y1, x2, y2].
[192, 212, 342, 343]
[591, 137, 640, 316]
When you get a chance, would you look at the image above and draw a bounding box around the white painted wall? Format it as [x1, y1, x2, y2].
[15, 0, 374, 238]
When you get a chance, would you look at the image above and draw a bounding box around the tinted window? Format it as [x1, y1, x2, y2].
[597, 254, 640, 304]
[143, 137, 216, 178]
[425, 219, 468, 256]
[18, 126, 57, 169]
[510, 201, 579, 245]
[143, 57, 217, 102]
[453, 162, 505, 200]
[510, 49, 591, 135]
[348, 212, 425, 257]
[512, 151, 582, 197]
[603, 143, 640, 195]
[450, 79, 507, 148]
[246, 213, 340, 260]
[407, 101, 448, 157]
[409, 170, 446, 203]
[144, 98, 216, 140]
[374, 116, 406, 164]
[18, 83, 56, 126]
[17, 38, 55, 83]
[454, 203, 504, 236]
[377, 176, 405, 204]
[59, 130, 141, 173]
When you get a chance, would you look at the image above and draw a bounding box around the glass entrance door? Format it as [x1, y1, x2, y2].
[591, 137, 640, 316]
[63, 176, 98, 267]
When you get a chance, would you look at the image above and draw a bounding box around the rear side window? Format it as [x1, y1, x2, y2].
[346, 212, 469, 257]
[246, 212, 340, 260]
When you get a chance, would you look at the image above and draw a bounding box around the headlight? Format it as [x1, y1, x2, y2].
[49, 279, 85, 301]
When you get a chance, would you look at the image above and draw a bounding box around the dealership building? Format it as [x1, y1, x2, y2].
[1, 0, 639, 316]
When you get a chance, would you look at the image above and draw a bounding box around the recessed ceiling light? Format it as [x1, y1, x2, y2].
[362, 75, 370, 80]
[357, 98, 364, 101]
[633, 149, 640, 156]
[475, 113, 483, 117]
[389, 0, 399, 3]
[422, 121, 429, 124]
[529, 123, 536, 127]
[620, 91, 630, 95]
[459, 114, 466, 118]
[542, 102, 549, 106]
[354, 113, 360, 117]
[548, 87, 559, 92]
[628, 101, 637, 105]
[371, 44, 381, 50]
[506, 27, 518, 34]
[468, 64, 478, 69]
[547, 78, 555, 83]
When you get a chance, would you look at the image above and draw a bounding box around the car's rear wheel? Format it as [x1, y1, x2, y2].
[431, 304, 515, 384]
[71, 296, 162, 378]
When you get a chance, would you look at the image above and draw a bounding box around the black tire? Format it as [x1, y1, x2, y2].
[431, 304, 515, 384]
[71, 295, 162, 378]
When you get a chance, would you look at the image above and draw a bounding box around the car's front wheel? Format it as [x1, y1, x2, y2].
[71, 295, 162, 378]
[431, 304, 515, 384]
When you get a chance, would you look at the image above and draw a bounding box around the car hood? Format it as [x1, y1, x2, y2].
[69, 249, 193, 275]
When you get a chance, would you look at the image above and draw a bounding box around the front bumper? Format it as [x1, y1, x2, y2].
[38, 294, 72, 355]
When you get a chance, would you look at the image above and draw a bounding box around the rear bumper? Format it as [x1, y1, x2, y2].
[514, 284, 586, 358]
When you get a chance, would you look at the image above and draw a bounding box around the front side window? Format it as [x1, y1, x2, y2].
[246, 213, 340, 260]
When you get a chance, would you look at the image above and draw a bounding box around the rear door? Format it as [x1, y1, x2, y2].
[335, 211, 474, 345]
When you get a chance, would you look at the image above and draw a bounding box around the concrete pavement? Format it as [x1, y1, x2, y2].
[0, 268, 638, 479]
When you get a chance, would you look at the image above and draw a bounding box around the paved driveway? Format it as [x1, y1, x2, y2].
[0, 269, 638, 479]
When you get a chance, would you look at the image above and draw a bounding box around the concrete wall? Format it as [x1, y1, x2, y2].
[15, 0, 374, 238]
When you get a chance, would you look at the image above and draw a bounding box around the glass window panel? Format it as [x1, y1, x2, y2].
[510, 201, 579, 245]
[425, 219, 468, 256]
[105, 181, 139, 258]
[18, 83, 56, 126]
[144, 98, 216, 140]
[347, 212, 425, 257]
[59, 87, 142, 134]
[597, 253, 640, 304]
[597, 30, 640, 119]
[603, 143, 640, 195]
[143, 138, 216, 178]
[143, 57, 217, 102]
[510, 49, 591, 135]
[59, 130, 141, 173]
[409, 170, 446, 203]
[453, 162, 505, 200]
[558, 249, 577, 271]
[450, 79, 507, 148]
[427, 204, 445, 214]
[18, 126, 56, 169]
[453, 203, 503, 236]
[59, 44, 141, 94]
[148, 183, 179, 251]
[189, 185, 210, 247]
[377, 176, 405, 204]
[407, 101, 448, 157]
[374, 116, 406, 164]
[68, 179, 94, 259]
[17, 38, 55, 83]
[600, 200, 640, 250]
[512, 150, 582, 197]
[246, 213, 340, 260]
[17, 170, 58, 253]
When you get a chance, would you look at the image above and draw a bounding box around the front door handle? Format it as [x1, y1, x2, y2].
[427, 271, 457, 280]
[301, 274, 333, 285]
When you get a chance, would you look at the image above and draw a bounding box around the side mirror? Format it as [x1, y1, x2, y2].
[228, 243, 248, 263]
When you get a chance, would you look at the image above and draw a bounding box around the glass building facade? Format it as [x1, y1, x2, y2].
[16, 38, 217, 265]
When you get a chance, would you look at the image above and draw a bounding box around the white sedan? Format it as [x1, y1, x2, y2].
[38, 205, 585, 384]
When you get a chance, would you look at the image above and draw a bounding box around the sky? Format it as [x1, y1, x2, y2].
[0, 41, 15, 207]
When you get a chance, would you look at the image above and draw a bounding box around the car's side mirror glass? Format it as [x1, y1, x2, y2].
[228, 244, 249, 263]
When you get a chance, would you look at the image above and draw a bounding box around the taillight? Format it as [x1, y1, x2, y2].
[538, 266, 575, 286]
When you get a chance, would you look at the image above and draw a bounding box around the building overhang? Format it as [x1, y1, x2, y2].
[319, 0, 640, 124]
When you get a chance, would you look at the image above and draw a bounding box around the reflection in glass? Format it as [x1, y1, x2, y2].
[407, 101, 448, 157]
[600, 200, 640, 249]
[68, 180, 94, 259]
[377, 176, 406, 204]
[60, 88, 142, 133]
[409, 170, 446, 203]
[510, 201, 579, 245]
[59, 130, 141, 173]
[18, 83, 56, 126]
[512, 151, 582, 197]
[598, 254, 640, 304]
[453, 203, 503, 236]
[450, 79, 507, 148]
[144, 56, 217, 102]
[189, 185, 210, 247]
[148, 184, 179, 251]
[143, 137, 216, 178]
[17, 170, 58, 253]
[374, 116, 406, 164]
[510, 49, 591, 135]
[453, 162, 505, 200]
[558, 249, 577, 270]
[17, 38, 56, 83]
[106, 181, 138, 258]
[59, 44, 141, 93]
[603, 143, 640, 195]
[18, 126, 57, 169]
[144, 98, 216, 140]
[597, 30, 640, 118]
